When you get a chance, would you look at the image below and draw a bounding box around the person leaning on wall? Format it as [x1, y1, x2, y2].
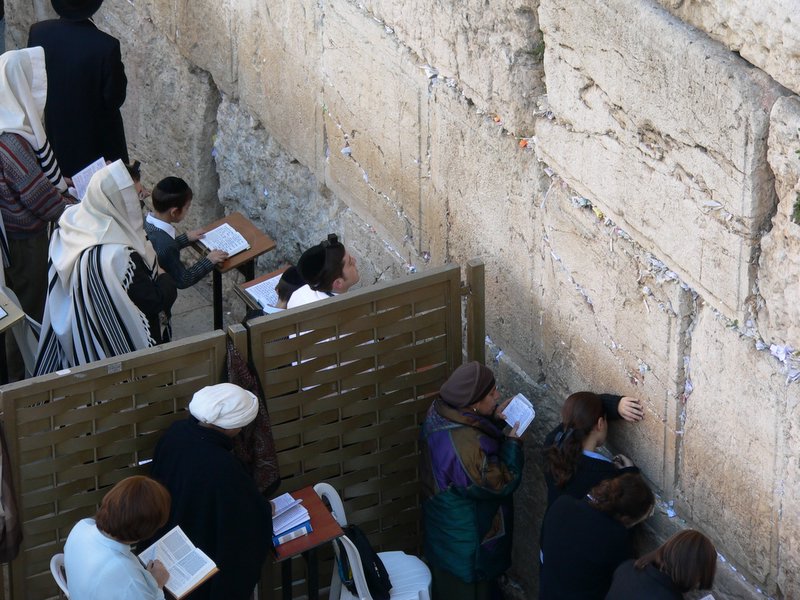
[419, 361, 524, 600]
[606, 529, 717, 600]
[539, 473, 656, 600]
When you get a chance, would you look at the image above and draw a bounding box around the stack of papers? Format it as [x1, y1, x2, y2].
[271, 492, 312, 545]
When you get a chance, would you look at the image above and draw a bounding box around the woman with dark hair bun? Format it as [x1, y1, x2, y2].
[606, 529, 717, 599]
[64, 476, 172, 599]
[539, 473, 655, 600]
[543, 391, 644, 508]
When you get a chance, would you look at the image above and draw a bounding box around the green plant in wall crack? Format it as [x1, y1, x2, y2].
[793, 192, 800, 225]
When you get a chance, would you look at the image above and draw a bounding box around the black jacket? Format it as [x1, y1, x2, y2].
[127, 252, 176, 345]
[147, 418, 273, 600]
[28, 18, 128, 176]
[540, 495, 634, 600]
[606, 560, 683, 600]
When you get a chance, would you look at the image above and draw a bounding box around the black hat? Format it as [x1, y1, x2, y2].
[51, 0, 104, 20]
[298, 233, 343, 289]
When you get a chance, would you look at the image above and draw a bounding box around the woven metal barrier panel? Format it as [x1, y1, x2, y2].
[0, 331, 227, 600]
[248, 264, 463, 597]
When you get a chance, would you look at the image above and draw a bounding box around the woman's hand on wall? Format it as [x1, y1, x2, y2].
[618, 396, 644, 422]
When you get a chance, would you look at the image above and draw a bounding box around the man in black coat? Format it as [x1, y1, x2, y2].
[147, 383, 273, 600]
[27, 0, 128, 177]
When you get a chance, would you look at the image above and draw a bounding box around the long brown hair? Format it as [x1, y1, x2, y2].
[588, 473, 654, 526]
[545, 392, 606, 488]
[635, 529, 717, 592]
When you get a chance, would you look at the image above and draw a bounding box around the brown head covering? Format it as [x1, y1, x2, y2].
[439, 361, 496, 408]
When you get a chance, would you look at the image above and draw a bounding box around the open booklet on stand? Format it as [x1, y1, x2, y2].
[138, 525, 218, 599]
[200, 222, 251, 257]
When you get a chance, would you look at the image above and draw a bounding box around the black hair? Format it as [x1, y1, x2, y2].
[275, 266, 305, 303]
[152, 176, 192, 213]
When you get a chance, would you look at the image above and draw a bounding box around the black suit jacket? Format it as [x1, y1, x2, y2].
[28, 18, 128, 176]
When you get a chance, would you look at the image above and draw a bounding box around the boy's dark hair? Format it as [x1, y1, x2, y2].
[275, 266, 305, 303]
[298, 234, 346, 292]
[125, 160, 141, 183]
[152, 176, 192, 213]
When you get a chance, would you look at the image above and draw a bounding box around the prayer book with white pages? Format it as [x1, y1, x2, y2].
[199, 222, 250, 257]
[503, 393, 535, 436]
[245, 272, 283, 310]
[138, 525, 218, 599]
[70, 156, 106, 200]
[271, 492, 310, 536]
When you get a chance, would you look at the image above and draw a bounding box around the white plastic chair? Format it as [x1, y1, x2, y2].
[50, 553, 69, 598]
[313, 483, 431, 600]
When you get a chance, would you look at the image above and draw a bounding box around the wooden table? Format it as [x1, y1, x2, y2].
[273, 485, 344, 600]
[192, 212, 276, 329]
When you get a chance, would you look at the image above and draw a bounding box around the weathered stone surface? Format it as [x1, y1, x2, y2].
[321, 0, 430, 265]
[656, 0, 800, 97]
[677, 308, 790, 589]
[536, 0, 784, 321]
[533, 180, 692, 493]
[758, 96, 800, 348]
[778, 389, 800, 598]
[361, 0, 545, 134]
[98, 3, 223, 229]
[214, 95, 405, 284]
[232, 0, 323, 171]
[428, 84, 543, 368]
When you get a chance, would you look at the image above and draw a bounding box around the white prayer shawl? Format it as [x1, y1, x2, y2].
[0, 47, 67, 194]
[35, 161, 157, 374]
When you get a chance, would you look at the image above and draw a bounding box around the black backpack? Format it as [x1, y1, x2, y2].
[336, 524, 392, 600]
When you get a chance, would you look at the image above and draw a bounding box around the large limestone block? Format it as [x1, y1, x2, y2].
[138, 0, 237, 94]
[360, 0, 544, 134]
[321, 0, 431, 263]
[101, 3, 222, 228]
[758, 96, 800, 347]
[677, 309, 787, 588]
[778, 388, 800, 597]
[427, 85, 543, 367]
[534, 181, 692, 492]
[214, 96, 404, 284]
[536, 0, 784, 321]
[656, 1, 800, 96]
[232, 0, 323, 171]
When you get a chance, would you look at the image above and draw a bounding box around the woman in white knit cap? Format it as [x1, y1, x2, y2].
[146, 383, 272, 600]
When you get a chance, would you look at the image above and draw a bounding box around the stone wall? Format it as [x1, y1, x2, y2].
[8, 0, 800, 597]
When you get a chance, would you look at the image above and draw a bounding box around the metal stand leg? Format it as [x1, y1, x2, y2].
[306, 549, 319, 600]
[213, 269, 223, 330]
[282, 559, 292, 600]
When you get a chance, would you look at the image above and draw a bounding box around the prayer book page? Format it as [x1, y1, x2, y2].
[138, 525, 218, 599]
[503, 393, 535, 436]
[271, 492, 303, 518]
[199, 222, 250, 256]
[0, 306, 7, 320]
[71, 157, 106, 200]
[246, 272, 283, 309]
[272, 493, 310, 536]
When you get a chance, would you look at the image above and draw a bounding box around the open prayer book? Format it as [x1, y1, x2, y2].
[271, 492, 312, 545]
[503, 393, 535, 436]
[138, 525, 218, 599]
[70, 156, 106, 200]
[245, 271, 283, 310]
[199, 222, 250, 257]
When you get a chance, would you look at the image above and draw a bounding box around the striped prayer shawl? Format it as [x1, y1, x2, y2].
[35, 244, 154, 375]
[33, 138, 65, 191]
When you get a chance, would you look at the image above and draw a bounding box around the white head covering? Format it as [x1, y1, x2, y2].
[189, 383, 259, 430]
[0, 47, 67, 191]
[53, 159, 157, 278]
